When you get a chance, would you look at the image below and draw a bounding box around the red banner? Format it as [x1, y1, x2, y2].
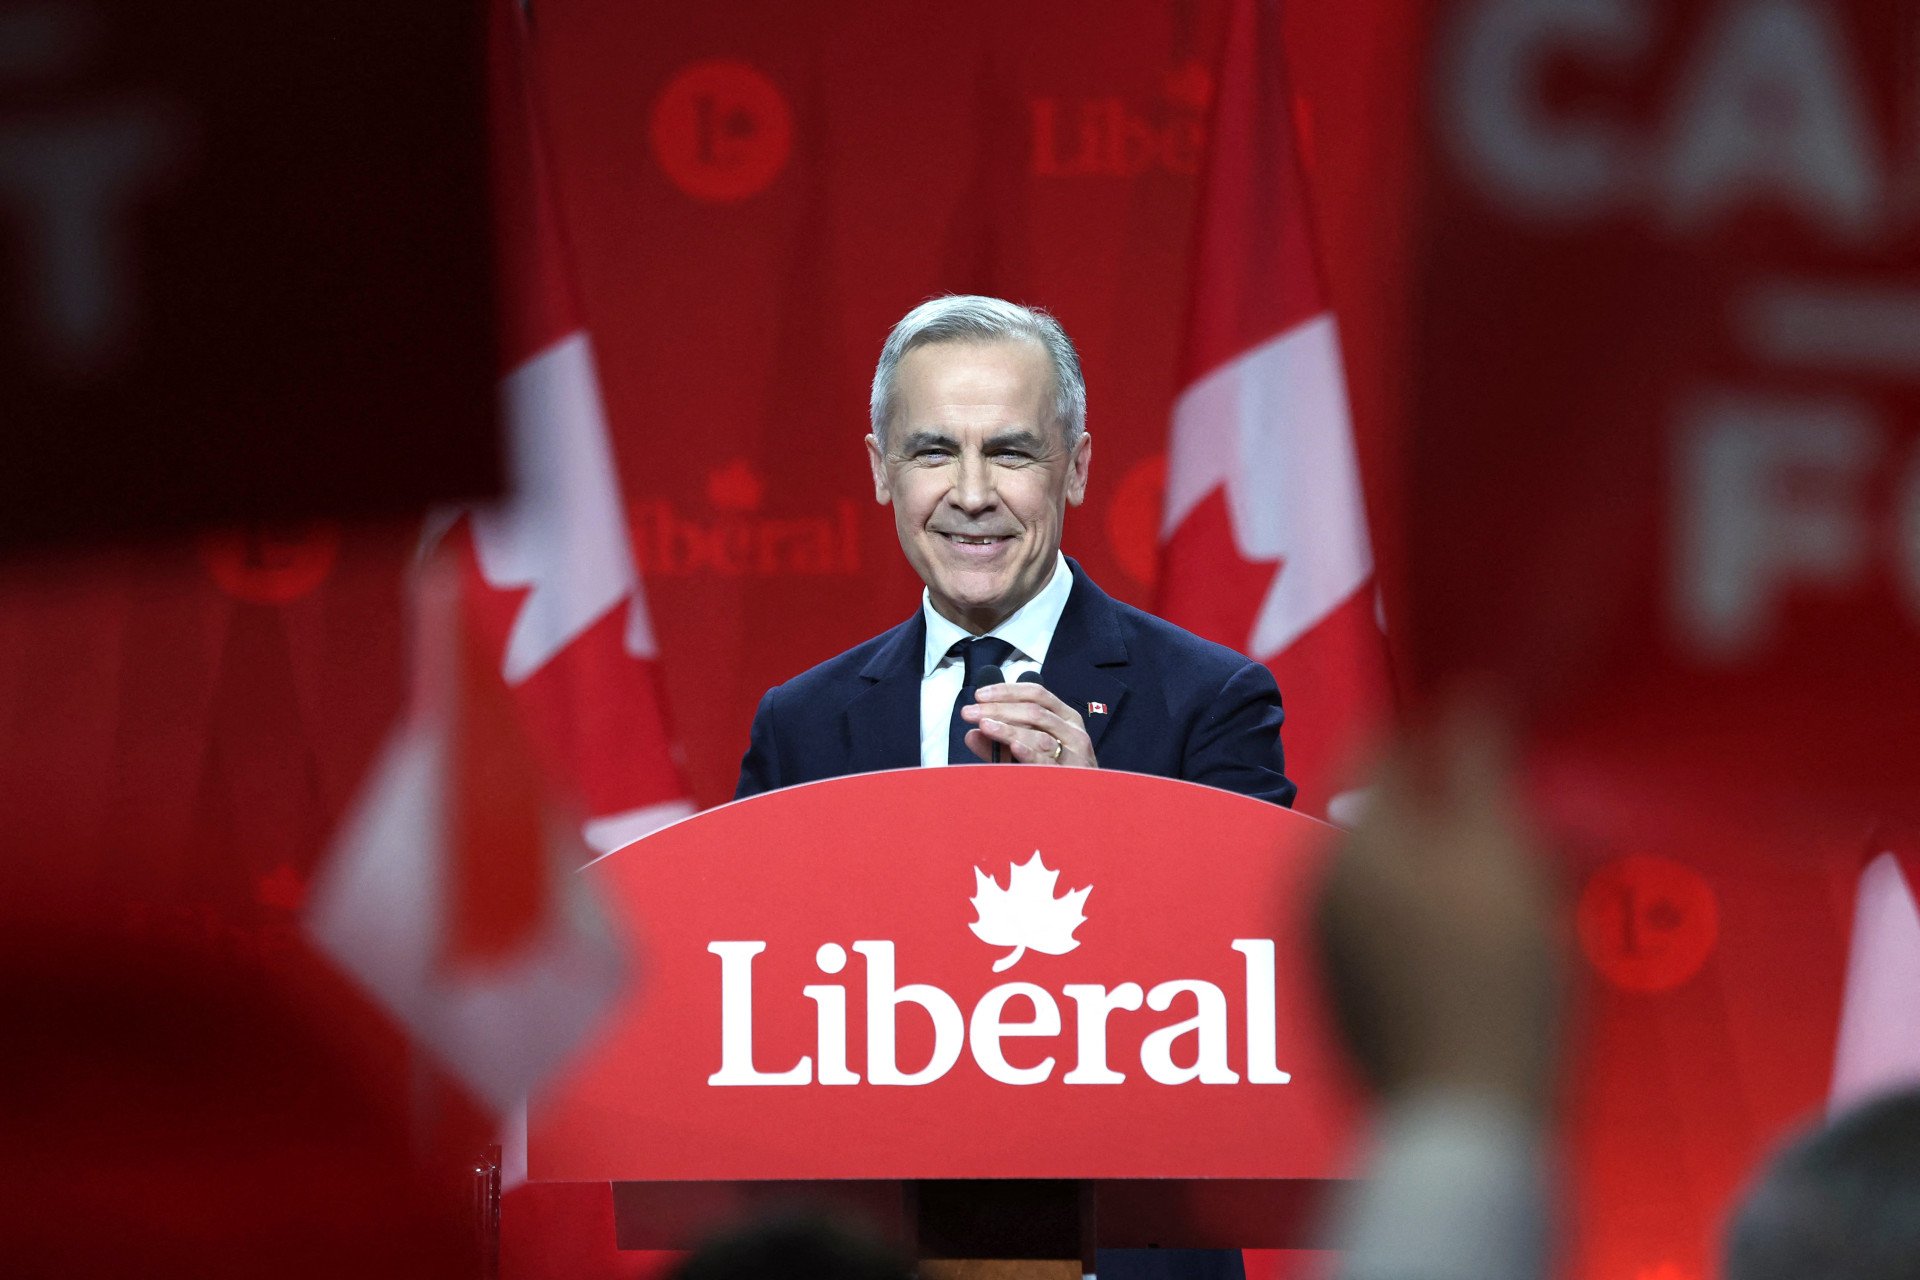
[1404, 0, 1920, 842]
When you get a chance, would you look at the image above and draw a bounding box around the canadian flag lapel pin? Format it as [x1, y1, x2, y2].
[1087, 701, 1108, 715]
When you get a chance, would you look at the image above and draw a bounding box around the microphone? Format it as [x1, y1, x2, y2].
[973, 664, 1006, 763]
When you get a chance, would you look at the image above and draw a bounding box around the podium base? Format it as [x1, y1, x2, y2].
[921, 1264, 1081, 1280]
[608, 1178, 1341, 1257]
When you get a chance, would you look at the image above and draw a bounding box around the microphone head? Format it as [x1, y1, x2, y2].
[1017, 671, 1045, 685]
[972, 664, 1006, 689]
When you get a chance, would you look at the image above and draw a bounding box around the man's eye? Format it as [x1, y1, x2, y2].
[915, 448, 951, 461]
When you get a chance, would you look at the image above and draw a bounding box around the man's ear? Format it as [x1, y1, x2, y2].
[865, 433, 891, 505]
[1066, 431, 1092, 506]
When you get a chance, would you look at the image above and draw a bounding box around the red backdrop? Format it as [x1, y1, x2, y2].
[3, 4, 1890, 1280]
[520, 0, 1401, 809]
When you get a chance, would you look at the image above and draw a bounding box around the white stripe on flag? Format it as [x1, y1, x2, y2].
[1830, 852, 1920, 1111]
[475, 332, 657, 681]
[1162, 314, 1372, 658]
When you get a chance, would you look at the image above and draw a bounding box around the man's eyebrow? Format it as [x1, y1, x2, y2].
[895, 430, 958, 453]
[984, 429, 1046, 451]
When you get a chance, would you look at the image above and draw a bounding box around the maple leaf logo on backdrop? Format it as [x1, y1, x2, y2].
[705, 459, 766, 512]
[968, 852, 1090, 972]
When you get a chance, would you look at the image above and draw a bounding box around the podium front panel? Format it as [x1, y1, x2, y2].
[531, 768, 1361, 1182]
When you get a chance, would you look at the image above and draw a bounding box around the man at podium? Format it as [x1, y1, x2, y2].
[736, 295, 1295, 808]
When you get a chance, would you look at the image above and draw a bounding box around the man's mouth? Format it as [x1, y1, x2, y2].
[937, 532, 1013, 547]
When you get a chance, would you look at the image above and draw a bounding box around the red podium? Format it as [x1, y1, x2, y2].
[528, 768, 1362, 1259]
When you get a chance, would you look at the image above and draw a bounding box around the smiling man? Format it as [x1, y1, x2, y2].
[734, 295, 1295, 806]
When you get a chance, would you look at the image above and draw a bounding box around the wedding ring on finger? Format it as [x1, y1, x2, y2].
[1050, 737, 1064, 762]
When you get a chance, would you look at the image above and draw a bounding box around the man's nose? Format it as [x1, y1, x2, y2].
[949, 451, 998, 514]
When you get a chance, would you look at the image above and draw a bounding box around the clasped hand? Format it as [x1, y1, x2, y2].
[959, 681, 1097, 767]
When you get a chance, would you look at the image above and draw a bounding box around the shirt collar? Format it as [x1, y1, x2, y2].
[920, 553, 1073, 677]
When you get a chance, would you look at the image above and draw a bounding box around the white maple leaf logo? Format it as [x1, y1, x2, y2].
[967, 851, 1091, 972]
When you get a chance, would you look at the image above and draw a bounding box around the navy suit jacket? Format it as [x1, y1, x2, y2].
[735, 561, 1295, 807]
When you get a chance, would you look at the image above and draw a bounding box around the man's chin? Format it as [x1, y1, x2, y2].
[926, 571, 1049, 630]
[933, 584, 1010, 615]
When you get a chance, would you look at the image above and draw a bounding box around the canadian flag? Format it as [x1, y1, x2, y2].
[1157, 0, 1391, 823]
[458, 0, 693, 858]
[304, 0, 690, 1116]
[1828, 843, 1920, 1111]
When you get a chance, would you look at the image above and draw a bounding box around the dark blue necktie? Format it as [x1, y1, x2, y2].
[947, 636, 1016, 765]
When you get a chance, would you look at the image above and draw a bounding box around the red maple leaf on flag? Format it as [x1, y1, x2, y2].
[1158, 487, 1283, 660]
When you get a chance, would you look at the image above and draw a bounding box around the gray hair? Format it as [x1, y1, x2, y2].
[869, 295, 1087, 445]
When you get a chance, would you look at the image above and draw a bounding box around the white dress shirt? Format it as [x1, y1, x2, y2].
[918, 553, 1074, 768]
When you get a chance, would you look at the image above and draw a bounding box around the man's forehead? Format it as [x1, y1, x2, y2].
[894, 338, 1058, 421]
[899, 336, 1052, 387]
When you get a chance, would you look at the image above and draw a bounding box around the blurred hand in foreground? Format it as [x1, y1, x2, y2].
[1316, 701, 1564, 1115]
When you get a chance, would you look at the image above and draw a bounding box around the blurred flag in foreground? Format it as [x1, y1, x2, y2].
[1157, 0, 1392, 823]
[305, 554, 630, 1115]
[1830, 844, 1920, 1110]
[304, 0, 690, 1114]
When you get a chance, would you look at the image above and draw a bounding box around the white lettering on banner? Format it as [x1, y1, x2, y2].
[709, 941, 811, 1085]
[1447, 0, 1646, 217]
[969, 982, 1061, 1085]
[708, 938, 1294, 1087]
[1740, 283, 1920, 379]
[1141, 981, 1240, 1085]
[1661, 0, 1876, 238]
[803, 943, 859, 1085]
[1443, 3, 1916, 665]
[0, 8, 187, 373]
[852, 941, 966, 1086]
[1060, 982, 1144, 1084]
[1445, 0, 1897, 241]
[1233, 939, 1295, 1083]
[1675, 395, 1880, 657]
[0, 107, 184, 372]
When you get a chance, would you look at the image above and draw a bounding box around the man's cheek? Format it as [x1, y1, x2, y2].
[901, 479, 935, 519]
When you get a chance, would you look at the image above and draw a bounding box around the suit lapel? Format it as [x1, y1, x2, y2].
[846, 611, 926, 773]
[1041, 561, 1130, 757]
